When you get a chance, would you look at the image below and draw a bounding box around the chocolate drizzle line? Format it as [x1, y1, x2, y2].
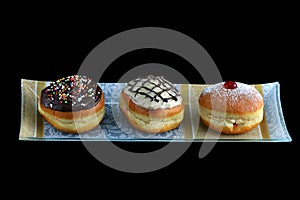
[127, 75, 179, 103]
[40, 75, 102, 112]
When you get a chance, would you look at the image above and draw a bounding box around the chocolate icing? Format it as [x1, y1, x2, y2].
[40, 75, 102, 112]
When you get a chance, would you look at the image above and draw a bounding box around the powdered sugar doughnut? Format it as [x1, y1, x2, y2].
[199, 81, 264, 134]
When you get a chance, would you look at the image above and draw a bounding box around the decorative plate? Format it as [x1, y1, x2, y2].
[19, 79, 291, 142]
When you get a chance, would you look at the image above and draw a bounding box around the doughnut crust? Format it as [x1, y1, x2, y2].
[119, 91, 184, 133]
[38, 92, 105, 133]
[199, 82, 264, 134]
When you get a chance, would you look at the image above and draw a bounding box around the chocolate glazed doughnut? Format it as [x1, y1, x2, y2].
[119, 75, 184, 133]
[38, 75, 105, 133]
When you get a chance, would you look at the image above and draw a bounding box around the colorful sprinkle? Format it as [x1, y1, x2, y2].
[45, 75, 102, 106]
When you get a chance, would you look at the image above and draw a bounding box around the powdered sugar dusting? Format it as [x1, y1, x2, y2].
[200, 82, 263, 113]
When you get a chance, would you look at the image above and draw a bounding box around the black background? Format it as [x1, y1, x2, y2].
[11, 7, 298, 194]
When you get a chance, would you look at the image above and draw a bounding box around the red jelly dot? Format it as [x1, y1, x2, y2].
[224, 81, 237, 89]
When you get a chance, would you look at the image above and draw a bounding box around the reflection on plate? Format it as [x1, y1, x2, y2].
[19, 80, 291, 142]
